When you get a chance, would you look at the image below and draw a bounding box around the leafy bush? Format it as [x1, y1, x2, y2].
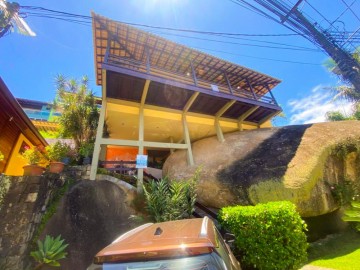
[30, 235, 68, 269]
[218, 201, 308, 270]
[46, 141, 70, 162]
[143, 170, 199, 222]
[20, 147, 44, 165]
[329, 180, 359, 206]
[342, 201, 360, 232]
[79, 141, 94, 158]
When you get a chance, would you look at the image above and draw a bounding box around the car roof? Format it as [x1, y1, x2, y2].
[94, 217, 218, 264]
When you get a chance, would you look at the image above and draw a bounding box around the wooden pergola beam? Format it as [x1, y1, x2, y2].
[183, 92, 199, 113]
[90, 70, 108, 180]
[238, 106, 259, 131]
[137, 79, 151, 192]
[258, 111, 280, 126]
[214, 100, 236, 142]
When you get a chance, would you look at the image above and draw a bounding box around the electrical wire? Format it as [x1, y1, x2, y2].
[20, 5, 301, 37]
[20, 5, 325, 52]
[340, 0, 360, 23]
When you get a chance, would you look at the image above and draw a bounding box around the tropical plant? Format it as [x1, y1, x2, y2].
[30, 235, 68, 269]
[0, 0, 36, 38]
[78, 141, 94, 158]
[54, 75, 99, 151]
[342, 201, 360, 232]
[325, 47, 360, 121]
[0, 150, 4, 161]
[21, 147, 43, 165]
[45, 141, 70, 162]
[143, 169, 199, 222]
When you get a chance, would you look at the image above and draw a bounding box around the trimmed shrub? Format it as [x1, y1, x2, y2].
[218, 201, 308, 270]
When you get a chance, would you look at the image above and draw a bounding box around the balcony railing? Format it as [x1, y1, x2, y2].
[105, 53, 278, 106]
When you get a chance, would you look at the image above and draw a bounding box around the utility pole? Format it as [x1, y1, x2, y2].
[239, 0, 360, 93]
[289, 6, 360, 92]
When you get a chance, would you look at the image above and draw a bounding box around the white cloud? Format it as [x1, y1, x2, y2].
[287, 84, 354, 125]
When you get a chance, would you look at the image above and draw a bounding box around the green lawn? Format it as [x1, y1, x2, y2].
[307, 229, 360, 270]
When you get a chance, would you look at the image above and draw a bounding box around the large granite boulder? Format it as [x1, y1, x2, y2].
[163, 121, 360, 217]
[40, 180, 137, 270]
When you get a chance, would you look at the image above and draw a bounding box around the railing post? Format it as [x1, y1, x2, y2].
[247, 79, 258, 100]
[224, 72, 234, 95]
[104, 38, 111, 63]
[146, 46, 151, 74]
[190, 61, 198, 86]
[265, 84, 278, 105]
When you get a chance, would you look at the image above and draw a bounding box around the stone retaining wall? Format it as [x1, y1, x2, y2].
[0, 173, 64, 269]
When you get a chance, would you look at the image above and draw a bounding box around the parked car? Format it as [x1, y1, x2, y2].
[87, 217, 241, 270]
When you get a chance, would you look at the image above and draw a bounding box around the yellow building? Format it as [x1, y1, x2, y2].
[0, 78, 48, 176]
[90, 13, 282, 183]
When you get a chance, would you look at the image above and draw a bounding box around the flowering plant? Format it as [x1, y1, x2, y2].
[21, 147, 44, 165]
[46, 141, 70, 162]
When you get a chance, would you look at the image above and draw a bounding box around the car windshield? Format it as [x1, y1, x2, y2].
[88, 253, 227, 270]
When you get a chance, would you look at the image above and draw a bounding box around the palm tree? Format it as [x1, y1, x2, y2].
[325, 48, 360, 121]
[54, 75, 99, 150]
[0, 0, 35, 38]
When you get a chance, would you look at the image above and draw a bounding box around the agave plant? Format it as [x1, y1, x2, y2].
[342, 201, 360, 232]
[30, 235, 68, 269]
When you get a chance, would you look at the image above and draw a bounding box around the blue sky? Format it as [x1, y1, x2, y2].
[1, 0, 359, 125]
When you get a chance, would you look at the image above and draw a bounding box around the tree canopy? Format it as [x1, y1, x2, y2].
[54, 75, 99, 150]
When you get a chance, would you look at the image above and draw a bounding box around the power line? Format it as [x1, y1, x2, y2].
[194, 46, 321, 65]
[23, 10, 321, 52]
[330, 0, 357, 27]
[20, 5, 301, 37]
[18, 5, 324, 66]
[340, 0, 360, 23]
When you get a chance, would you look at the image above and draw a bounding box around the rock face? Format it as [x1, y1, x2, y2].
[40, 180, 137, 270]
[163, 121, 360, 217]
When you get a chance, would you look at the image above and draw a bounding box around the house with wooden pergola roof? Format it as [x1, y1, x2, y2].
[89, 13, 282, 183]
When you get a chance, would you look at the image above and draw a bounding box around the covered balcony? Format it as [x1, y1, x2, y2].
[90, 13, 283, 181]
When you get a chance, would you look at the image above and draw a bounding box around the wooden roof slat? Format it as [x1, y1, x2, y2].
[92, 12, 281, 95]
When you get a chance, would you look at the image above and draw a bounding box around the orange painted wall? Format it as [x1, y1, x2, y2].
[106, 146, 147, 164]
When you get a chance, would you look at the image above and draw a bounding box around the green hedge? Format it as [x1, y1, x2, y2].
[218, 201, 308, 270]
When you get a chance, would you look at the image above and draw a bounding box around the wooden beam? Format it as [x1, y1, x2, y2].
[190, 61, 198, 86]
[215, 119, 224, 143]
[238, 106, 259, 122]
[170, 136, 174, 154]
[137, 106, 145, 193]
[182, 114, 194, 166]
[224, 72, 234, 95]
[102, 64, 282, 111]
[99, 138, 139, 147]
[247, 79, 258, 100]
[216, 100, 236, 118]
[144, 141, 188, 149]
[90, 83, 107, 180]
[258, 111, 280, 125]
[141, 79, 151, 106]
[183, 92, 199, 113]
[214, 100, 235, 143]
[98, 138, 188, 149]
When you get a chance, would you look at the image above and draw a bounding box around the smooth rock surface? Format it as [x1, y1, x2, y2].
[163, 121, 360, 217]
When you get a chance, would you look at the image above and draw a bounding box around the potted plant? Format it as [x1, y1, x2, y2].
[21, 147, 46, 176]
[79, 142, 94, 165]
[46, 141, 70, 173]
